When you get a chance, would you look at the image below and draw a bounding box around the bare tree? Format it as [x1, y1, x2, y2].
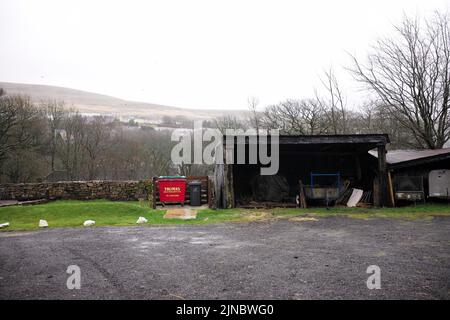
[57, 112, 87, 180]
[349, 12, 450, 149]
[299, 99, 329, 134]
[84, 116, 110, 180]
[262, 100, 305, 134]
[43, 100, 66, 172]
[213, 115, 247, 134]
[318, 67, 348, 134]
[261, 99, 328, 134]
[247, 96, 261, 133]
[0, 95, 41, 168]
[2, 149, 48, 183]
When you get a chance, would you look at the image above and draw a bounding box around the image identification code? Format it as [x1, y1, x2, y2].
[176, 304, 274, 317]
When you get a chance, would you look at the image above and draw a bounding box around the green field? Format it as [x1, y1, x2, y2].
[1, 200, 450, 231]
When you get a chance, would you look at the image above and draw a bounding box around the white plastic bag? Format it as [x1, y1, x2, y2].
[39, 219, 49, 228]
[83, 220, 95, 227]
[136, 216, 148, 224]
[0, 222, 9, 229]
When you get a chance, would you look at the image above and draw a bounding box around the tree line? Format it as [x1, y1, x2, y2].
[0, 94, 178, 183]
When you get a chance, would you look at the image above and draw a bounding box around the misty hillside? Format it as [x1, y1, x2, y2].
[0, 82, 245, 121]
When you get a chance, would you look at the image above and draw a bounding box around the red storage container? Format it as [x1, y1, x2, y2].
[158, 177, 186, 203]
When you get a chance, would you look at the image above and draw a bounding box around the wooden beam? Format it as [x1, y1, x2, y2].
[223, 143, 235, 208]
[373, 178, 380, 207]
[377, 143, 388, 207]
[387, 171, 395, 207]
[272, 151, 368, 156]
[224, 164, 235, 208]
[213, 163, 225, 209]
[298, 180, 307, 208]
[207, 177, 213, 208]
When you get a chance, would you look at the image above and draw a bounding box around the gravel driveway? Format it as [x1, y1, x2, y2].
[1, 216, 449, 299]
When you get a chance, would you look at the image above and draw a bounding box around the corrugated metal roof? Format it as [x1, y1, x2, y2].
[369, 148, 450, 164]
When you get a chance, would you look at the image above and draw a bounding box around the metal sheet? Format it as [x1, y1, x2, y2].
[429, 170, 450, 198]
[369, 148, 450, 164]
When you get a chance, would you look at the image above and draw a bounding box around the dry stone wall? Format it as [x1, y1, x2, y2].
[0, 181, 150, 201]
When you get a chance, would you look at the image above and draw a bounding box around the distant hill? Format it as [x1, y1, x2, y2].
[0, 82, 246, 121]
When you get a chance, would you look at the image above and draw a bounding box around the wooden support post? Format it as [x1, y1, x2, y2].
[373, 178, 380, 207]
[298, 180, 307, 208]
[223, 164, 229, 209]
[152, 176, 157, 209]
[224, 143, 235, 208]
[207, 177, 213, 208]
[387, 171, 395, 207]
[377, 143, 388, 207]
[214, 163, 225, 209]
[224, 164, 235, 208]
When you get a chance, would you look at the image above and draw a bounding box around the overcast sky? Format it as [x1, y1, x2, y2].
[0, 0, 448, 110]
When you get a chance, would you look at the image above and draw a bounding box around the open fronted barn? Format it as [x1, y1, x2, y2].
[214, 134, 390, 208]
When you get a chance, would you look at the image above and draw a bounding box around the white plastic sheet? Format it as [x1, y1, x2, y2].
[136, 217, 148, 224]
[39, 219, 49, 228]
[347, 189, 364, 207]
[83, 220, 96, 227]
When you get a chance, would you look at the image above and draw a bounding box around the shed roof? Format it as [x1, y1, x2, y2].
[369, 148, 450, 169]
[229, 134, 389, 145]
[225, 134, 390, 154]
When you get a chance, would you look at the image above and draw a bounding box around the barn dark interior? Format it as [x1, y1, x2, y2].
[228, 135, 389, 207]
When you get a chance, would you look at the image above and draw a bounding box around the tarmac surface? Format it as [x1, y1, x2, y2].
[1, 216, 450, 299]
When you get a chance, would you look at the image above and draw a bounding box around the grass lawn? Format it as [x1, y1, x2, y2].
[271, 204, 450, 220]
[0, 200, 450, 231]
[0, 200, 244, 231]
